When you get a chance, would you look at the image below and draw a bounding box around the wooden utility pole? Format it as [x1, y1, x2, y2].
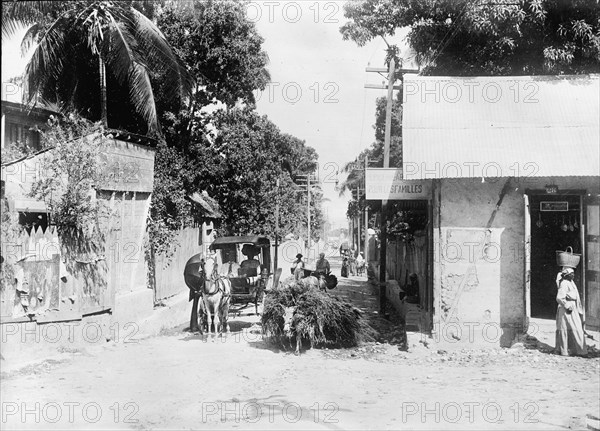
[379, 57, 395, 314]
[296, 173, 316, 264]
[364, 156, 369, 260]
[307, 173, 311, 264]
[365, 60, 418, 314]
[274, 178, 280, 271]
[356, 185, 361, 254]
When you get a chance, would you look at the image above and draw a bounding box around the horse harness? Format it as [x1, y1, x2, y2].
[200, 260, 231, 298]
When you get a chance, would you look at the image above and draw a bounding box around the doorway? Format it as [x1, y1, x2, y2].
[386, 199, 433, 330]
[529, 194, 583, 319]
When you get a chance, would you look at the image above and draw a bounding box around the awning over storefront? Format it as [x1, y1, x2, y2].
[402, 74, 600, 179]
[186, 191, 222, 219]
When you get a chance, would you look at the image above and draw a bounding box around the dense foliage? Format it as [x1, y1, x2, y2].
[341, 0, 600, 75]
[3, 0, 326, 261]
[339, 0, 600, 240]
[156, 0, 271, 109]
[149, 0, 323, 254]
[28, 115, 110, 239]
[2, 0, 191, 134]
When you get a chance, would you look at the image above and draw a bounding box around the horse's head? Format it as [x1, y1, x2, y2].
[282, 306, 295, 335]
[199, 257, 219, 292]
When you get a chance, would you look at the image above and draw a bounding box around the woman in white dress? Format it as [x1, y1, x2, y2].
[555, 267, 587, 356]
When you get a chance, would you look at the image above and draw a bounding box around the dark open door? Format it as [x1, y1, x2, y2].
[524, 194, 531, 328]
[584, 194, 600, 330]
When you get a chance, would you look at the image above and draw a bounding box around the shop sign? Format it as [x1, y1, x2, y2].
[540, 201, 568, 211]
[366, 168, 432, 200]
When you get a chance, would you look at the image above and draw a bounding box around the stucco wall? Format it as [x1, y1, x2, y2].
[437, 177, 523, 347]
[434, 176, 599, 347]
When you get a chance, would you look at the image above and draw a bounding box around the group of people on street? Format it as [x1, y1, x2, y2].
[340, 247, 365, 278]
[292, 252, 331, 282]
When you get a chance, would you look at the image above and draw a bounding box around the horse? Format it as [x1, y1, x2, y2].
[199, 257, 231, 337]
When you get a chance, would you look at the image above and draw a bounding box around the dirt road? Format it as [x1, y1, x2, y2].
[1, 269, 599, 430]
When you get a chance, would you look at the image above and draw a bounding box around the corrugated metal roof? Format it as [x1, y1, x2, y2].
[402, 74, 600, 179]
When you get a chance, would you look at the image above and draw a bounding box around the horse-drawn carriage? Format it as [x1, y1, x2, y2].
[184, 236, 275, 335]
[209, 235, 272, 314]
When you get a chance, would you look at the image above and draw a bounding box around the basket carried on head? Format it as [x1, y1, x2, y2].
[556, 246, 581, 268]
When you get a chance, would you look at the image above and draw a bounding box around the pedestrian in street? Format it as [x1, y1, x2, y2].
[355, 252, 365, 273]
[315, 252, 330, 276]
[555, 267, 587, 356]
[348, 251, 357, 276]
[341, 256, 349, 278]
[292, 253, 305, 281]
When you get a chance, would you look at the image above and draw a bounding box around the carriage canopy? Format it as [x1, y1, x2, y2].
[209, 236, 271, 249]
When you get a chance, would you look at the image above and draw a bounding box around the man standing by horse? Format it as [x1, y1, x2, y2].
[184, 251, 231, 336]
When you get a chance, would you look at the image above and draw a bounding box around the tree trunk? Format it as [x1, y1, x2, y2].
[99, 55, 108, 127]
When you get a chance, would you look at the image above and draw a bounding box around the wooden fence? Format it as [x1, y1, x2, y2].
[0, 225, 117, 322]
[153, 227, 202, 302]
[1, 227, 61, 320]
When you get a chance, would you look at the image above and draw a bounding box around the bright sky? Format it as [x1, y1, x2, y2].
[1, 1, 415, 229]
[250, 1, 413, 227]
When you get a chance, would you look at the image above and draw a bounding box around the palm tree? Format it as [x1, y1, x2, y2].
[337, 158, 365, 198]
[2, 1, 192, 134]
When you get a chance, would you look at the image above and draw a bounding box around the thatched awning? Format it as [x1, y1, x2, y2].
[187, 192, 222, 219]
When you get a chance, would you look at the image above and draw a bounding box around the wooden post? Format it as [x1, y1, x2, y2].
[379, 57, 395, 315]
[307, 174, 311, 265]
[364, 156, 369, 259]
[274, 178, 280, 271]
[363, 62, 418, 315]
[357, 185, 361, 254]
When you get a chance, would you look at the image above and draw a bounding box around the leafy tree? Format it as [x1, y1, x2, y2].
[182, 108, 321, 239]
[156, 0, 271, 110]
[148, 1, 321, 252]
[2, 0, 191, 134]
[340, 0, 600, 239]
[28, 114, 109, 237]
[341, 0, 600, 75]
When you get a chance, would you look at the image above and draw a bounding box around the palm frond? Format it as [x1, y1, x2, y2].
[24, 16, 72, 105]
[341, 160, 358, 173]
[128, 62, 158, 134]
[19, 23, 40, 57]
[2, 1, 73, 38]
[125, 6, 193, 99]
[104, 15, 138, 84]
[104, 14, 160, 132]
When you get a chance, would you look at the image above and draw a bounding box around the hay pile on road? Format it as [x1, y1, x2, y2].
[261, 278, 375, 351]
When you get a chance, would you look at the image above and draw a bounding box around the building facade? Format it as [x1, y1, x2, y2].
[369, 74, 600, 346]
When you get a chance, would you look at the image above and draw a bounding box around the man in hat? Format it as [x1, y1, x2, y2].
[315, 252, 330, 277]
[292, 253, 305, 281]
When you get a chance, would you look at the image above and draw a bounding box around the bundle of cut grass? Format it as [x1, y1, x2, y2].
[262, 283, 375, 353]
[261, 287, 297, 341]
